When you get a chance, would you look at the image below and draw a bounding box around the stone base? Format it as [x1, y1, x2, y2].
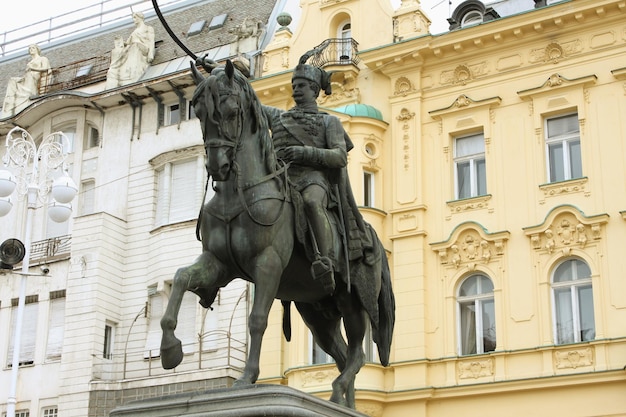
[109, 384, 369, 417]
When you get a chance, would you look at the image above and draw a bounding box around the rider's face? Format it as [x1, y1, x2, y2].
[292, 79, 317, 106]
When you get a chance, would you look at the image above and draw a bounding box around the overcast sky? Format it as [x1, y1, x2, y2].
[0, 0, 454, 46]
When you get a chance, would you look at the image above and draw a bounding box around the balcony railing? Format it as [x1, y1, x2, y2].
[39, 55, 110, 95]
[29, 235, 71, 265]
[308, 38, 360, 68]
[0, 0, 189, 59]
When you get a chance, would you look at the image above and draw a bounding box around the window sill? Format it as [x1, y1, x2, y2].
[447, 194, 492, 214]
[150, 218, 197, 235]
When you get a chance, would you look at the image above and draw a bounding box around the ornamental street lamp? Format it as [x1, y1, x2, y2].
[0, 126, 77, 417]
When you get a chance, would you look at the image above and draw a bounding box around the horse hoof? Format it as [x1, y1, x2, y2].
[160, 338, 183, 369]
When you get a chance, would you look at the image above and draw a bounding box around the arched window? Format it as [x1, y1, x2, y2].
[457, 274, 496, 355]
[338, 21, 352, 60]
[551, 258, 595, 344]
[461, 10, 483, 27]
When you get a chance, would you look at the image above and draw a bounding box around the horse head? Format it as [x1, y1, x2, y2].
[190, 60, 270, 182]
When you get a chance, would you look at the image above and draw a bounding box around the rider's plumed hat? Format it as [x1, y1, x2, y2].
[293, 49, 333, 95]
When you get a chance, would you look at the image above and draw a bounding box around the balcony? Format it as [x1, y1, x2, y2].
[29, 235, 71, 265]
[308, 38, 360, 68]
[39, 55, 110, 95]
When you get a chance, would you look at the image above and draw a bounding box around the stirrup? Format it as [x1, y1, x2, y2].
[311, 256, 335, 294]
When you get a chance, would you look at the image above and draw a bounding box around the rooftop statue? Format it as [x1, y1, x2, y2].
[1, 44, 51, 118]
[105, 12, 155, 88]
[158, 57, 395, 409]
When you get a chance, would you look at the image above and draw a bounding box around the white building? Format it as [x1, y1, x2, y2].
[0, 1, 285, 415]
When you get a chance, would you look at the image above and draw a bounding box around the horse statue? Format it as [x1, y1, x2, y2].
[159, 60, 395, 408]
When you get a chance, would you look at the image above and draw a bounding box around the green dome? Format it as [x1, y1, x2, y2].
[332, 104, 383, 121]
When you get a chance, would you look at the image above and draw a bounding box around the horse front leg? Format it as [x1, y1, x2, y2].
[161, 251, 224, 369]
[234, 248, 283, 386]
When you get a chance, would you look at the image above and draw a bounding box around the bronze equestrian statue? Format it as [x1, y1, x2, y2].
[159, 57, 395, 408]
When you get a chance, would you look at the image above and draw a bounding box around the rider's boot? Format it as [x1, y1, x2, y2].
[311, 255, 335, 294]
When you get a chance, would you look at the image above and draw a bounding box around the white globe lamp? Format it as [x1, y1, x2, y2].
[51, 174, 78, 204]
[0, 169, 16, 198]
[0, 197, 12, 217]
[48, 202, 72, 223]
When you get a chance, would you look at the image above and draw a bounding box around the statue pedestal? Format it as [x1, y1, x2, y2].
[109, 384, 369, 417]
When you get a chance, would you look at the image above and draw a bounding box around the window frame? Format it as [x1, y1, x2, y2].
[461, 10, 483, 27]
[46, 291, 66, 361]
[550, 257, 595, 345]
[544, 112, 582, 183]
[363, 170, 375, 207]
[103, 323, 114, 360]
[309, 332, 334, 365]
[453, 132, 487, 200]
[79, 179, 96, 216]
[337, 19, 352, 60]
[456, 274, 496, 356]
[7, 296, 39, 367]
[154, 155, 208, 227]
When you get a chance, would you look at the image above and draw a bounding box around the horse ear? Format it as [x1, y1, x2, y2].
[225, 60, 235, 81]
[190, 61, 205, 85]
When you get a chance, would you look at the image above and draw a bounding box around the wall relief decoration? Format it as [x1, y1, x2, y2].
[524, 205, 608, 255]
[431, 222, 509, 270]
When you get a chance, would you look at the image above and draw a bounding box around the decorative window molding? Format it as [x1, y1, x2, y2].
[431, 221, 509, 271]
[523, 204, 608, 255]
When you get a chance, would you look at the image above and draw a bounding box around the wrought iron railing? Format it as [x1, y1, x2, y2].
[29, 235, 71, 265]
[39, 55, 111, 95]
[308, 38, 360, 68]
[0, 0, 188, 59]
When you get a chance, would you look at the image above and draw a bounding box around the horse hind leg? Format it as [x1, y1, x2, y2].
[295, 302, 356, 408]
[330, 294, 367, 407]
[160, 251, 224, 369]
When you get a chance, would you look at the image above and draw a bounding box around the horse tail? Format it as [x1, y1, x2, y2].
[282, 300, 292, 342]
[374, 248, 395, 367]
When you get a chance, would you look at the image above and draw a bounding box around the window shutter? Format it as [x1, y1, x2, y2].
[46, 296, 66, 359]
[144, 293, 163, 358]
[80, 180, 96, 216]
[178, 291, 198, 353]
[155, 166, 168, 226]
[8, 301, 39, 366]
[169, 159, 198, 223]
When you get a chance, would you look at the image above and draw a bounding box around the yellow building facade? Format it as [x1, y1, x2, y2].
[255, 1, 626, 415]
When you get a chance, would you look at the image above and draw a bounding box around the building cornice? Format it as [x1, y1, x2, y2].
[360, 0, 626, 75]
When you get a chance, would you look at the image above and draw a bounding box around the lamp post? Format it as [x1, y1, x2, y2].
[0, 126, 77, 417]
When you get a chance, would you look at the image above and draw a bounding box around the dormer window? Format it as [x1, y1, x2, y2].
[461, 10, 483, 27]
[448, 1, 500, 31]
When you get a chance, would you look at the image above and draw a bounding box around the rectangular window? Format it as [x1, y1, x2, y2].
[79, 180, 96, 216]
[103, 323, 114, 360]
[7, 296, 39, 367]
[84, 126, 100, 149]
[546, 113, 582, 183]
[363, 171, 374, 207]
[167, 103, 181, 125]
[155, 157, 204, 226]
[46, 291, 66, 360]
[454, 133, 486, 199]
[42, 407, 58, 417]
[144, 288, 163, 358]
[178, 292, 198, 354]
[3, 410, 30, 417]
[311, 340, 333, 365]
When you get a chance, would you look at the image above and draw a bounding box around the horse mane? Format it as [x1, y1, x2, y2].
[193, 66, 278, 175]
